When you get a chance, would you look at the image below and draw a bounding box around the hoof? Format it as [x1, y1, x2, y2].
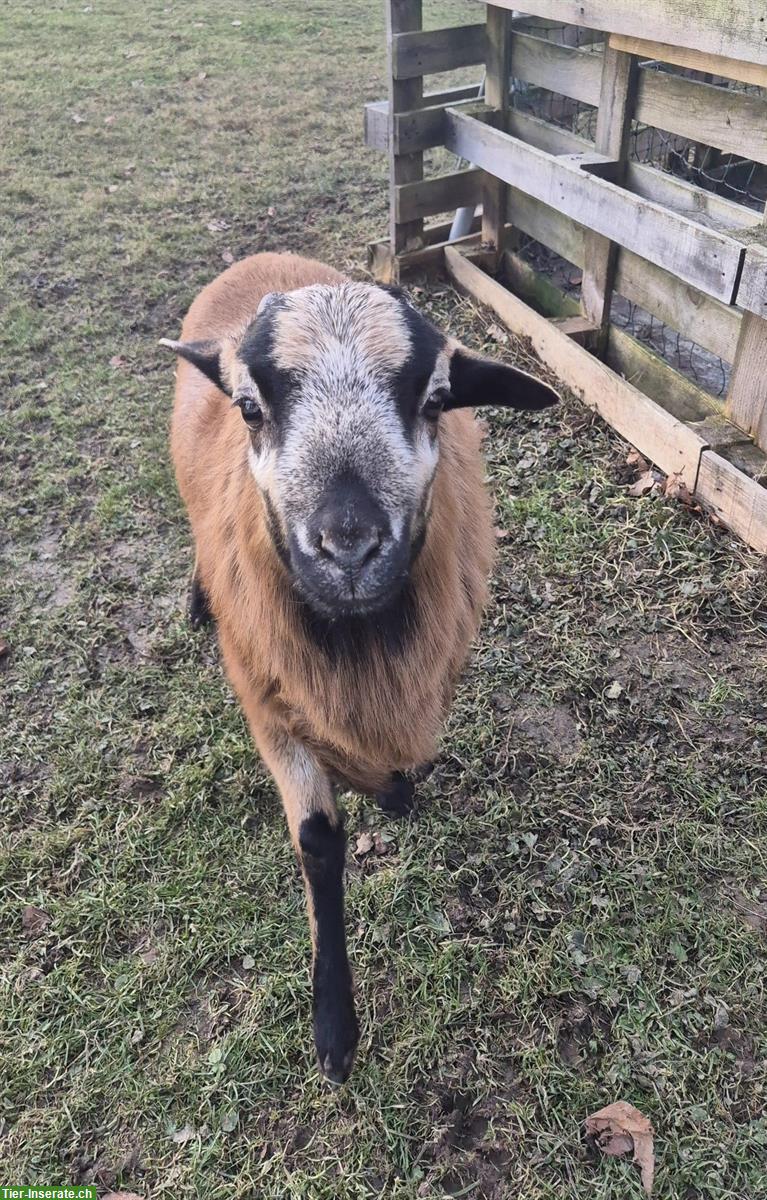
[376, 772, 415, 818]
[189, 574, 213, 629]
[314, 996, 359, 1085]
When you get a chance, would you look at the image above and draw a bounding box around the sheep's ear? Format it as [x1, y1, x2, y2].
[445, 348, 559, 411]
[159, 337, 229, 394]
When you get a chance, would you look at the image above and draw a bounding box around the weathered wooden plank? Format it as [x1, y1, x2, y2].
[368, 225, 483, 280]
[502, 248, 718, 422]
[608, 33, 767, 88]
[388, 0, 424, 258]
[507, 108, 761, 232]
[725, 312, 767, 448]
[509, 34, 767, 166]
[365, 87, 481, 153]
[482, 6, 511, 260]
[727, 214, 767, 450]
[581, 45, 639, 352]
[395, 168, 481, 223]
[444, 106, 745, 303]
[635, 70, 767, 168]
[736, 244, 767, 319]
[695, 451, 767, 553]
[461, 0, 767, 67]
[392, 23, 486, 79]
[511, 33, 602, 105]
[446, 245, 708, 484]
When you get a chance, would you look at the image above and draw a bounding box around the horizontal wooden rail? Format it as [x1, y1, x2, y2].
[444, 105, 747, 304]
[392, 23, 486, 79]
[608, 33, 767, 88]
[507, 109, 761, 234]
[365, 85, 480, 154]
[510, 34, 767, 167]
[463, 0, 767, 68]
[395, 168, 481, 222]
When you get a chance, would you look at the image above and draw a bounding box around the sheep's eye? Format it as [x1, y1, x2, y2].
[234, 395, 264, 428]
[422, 389, 447, 421]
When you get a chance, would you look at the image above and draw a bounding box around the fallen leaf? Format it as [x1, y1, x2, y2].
[221, 1109, 239, 1132]
[22, 905, 50, 936]
[663, 473, 694, 506]
[605, 680, 623, 700]
[109, 355, 127, 368]
[517, 454, 535, 470]
[104, 114, 116, 125]
[72, 113, 85, 124]
[242, 953, 255, 970]
[172, 1123, 195, 1145]
[627, 469, 660, 498]
[355, 831, 374, 856]
[197, 71, 207, 81]
[221, 249, 234, 265]
[372, 831, 393, 856]
[207, 218, 229, 233]
[494, 527, 509, 540]
[487, 322, 509, 345]
[625, 448, 649, 470]
[585, 1100, 654, 1196]
[106, 184, 119, 194]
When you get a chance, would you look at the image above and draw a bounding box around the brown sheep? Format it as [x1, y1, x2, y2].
[162, 251, 557, 1083]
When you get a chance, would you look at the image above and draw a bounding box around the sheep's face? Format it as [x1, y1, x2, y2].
[164, 281, 557, 619]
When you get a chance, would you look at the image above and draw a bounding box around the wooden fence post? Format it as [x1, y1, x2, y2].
[580, 42, 639, 356]
[387, 0, 424, 279]
[481, 4, 511, 265]
[726, 210, 767, 452]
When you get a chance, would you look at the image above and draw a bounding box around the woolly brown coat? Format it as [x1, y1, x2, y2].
[170, 253, 496, 795]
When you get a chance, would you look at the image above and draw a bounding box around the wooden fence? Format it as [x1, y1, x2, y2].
[365, 2, 767, 554]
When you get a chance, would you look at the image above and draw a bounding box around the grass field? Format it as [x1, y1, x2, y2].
[2, 2, 767, 1198]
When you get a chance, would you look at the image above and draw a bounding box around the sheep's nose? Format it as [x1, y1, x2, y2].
[319, 523, 383, 570]
[312, 476, 391, 574]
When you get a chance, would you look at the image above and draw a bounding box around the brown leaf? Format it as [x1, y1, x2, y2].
[585, 1100, 655, 1196]
[626, 448, 649, 471]
[663, 473, 694, 506]
[355, 831, 374, 856]
[22, 905, 50, 937]
[627, 469, 661, 498]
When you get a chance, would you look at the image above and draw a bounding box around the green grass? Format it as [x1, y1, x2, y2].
[1, 3, 767, 1198]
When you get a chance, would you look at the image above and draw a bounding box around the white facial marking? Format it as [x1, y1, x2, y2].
[244, 283, 448, 539]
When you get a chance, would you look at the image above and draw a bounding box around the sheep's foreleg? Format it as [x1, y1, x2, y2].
[256, 724, 359, 1084]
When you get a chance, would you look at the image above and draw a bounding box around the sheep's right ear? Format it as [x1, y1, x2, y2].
[159, 338, 229, 394]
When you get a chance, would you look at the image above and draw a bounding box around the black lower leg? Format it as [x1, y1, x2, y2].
[299, 812, 359, 1084]
[375, 771, 415, 817]
[189, 570, 213, 629]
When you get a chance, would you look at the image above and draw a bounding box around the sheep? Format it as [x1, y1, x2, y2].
[161, 251, 558, 1083]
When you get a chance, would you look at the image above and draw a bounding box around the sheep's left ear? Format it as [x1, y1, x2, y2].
[159, 337, 229, 394]
[445, 348, 559, 411]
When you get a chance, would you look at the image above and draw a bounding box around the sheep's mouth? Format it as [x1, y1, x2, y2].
[292, 570, 409, 620]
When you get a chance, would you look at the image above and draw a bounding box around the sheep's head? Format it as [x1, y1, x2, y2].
[162, 282, 557, 618]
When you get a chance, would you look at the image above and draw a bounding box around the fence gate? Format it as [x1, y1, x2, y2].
[364, 1, 767, 554]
